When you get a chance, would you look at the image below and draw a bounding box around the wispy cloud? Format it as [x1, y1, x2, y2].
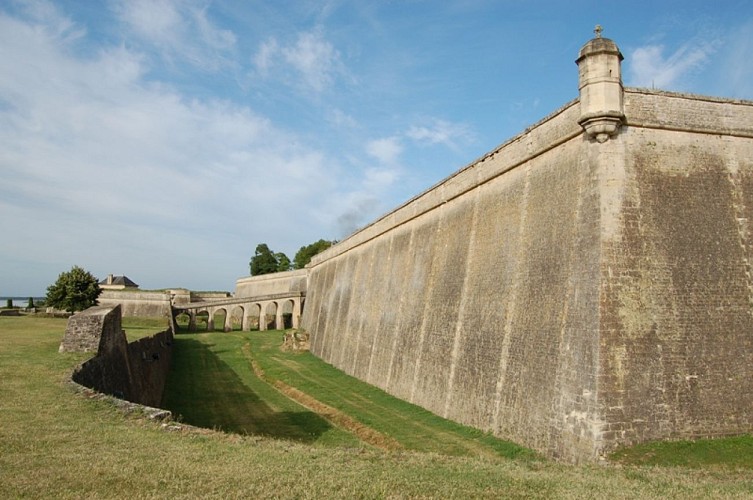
[717, 21, 753, 98]
[0, 5, 386, 289]
[11, 0, 85, 41]
[252, 29, 345, 93]
[112, 0, 236, 71]
[627, 38, 719, 90]
[366, 136, 403, 165]
[406, 118, 474, 151]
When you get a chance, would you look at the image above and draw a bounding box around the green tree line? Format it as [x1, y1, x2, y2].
[249, 239, 335, 276]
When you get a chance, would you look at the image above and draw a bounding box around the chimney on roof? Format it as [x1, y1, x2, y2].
[107, 274, 113, 285]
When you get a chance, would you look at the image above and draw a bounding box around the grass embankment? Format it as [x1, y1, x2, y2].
[1, 316, 752, 498]
[122, 316, 171, 341]
[165, 330, 533, 458]
[246, 330, 534, 458]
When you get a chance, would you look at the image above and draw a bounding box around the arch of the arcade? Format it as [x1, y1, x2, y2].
[179, 297, 303, 332]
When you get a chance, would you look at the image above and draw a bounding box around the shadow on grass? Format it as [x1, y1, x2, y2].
[163, 337, 333, 443]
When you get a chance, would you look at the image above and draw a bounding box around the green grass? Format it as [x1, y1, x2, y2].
[610, 435, 753, 468]
[245, 329, 535, 459]
[1, 316, 753, 498]
[163, 331, 361, 446]
[121, 316, 170, 341]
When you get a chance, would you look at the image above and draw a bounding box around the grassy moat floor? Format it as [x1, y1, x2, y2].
[1, 315, 751, 498]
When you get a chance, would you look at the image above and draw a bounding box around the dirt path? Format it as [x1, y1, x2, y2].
[241, 343, 402, 451]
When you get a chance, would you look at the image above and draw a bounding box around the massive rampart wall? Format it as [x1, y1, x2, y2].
[598, 89, 753, 450]
[302, 88, 753, 462]
[303, 101, 606, 461]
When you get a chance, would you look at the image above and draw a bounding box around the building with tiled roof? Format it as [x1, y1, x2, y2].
[99, 274, 139, 290]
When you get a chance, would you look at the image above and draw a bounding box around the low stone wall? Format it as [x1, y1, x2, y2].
[67, 305, 174, 408]
[235, 269, 308, 298]
[98, 290, 172, 318]
[59, 305, 118, 353]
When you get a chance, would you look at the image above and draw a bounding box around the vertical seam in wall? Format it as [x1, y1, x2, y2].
[443, 186, 481, 418]
[336, 257, 356, 366]
[325, 258, 344, 363]
[314, 269, 333, 349]
[351, 246, 377, 375]
[492, 163, 531, 431]
[322, 258, 342, 361]
[385, 224, 417, 391]
[547, 145, 587, 453]
[725, 140, 753, 311]
[309, 269, 324, 350]
[366, 232, 396, 382]
[410, 198, 446, 403]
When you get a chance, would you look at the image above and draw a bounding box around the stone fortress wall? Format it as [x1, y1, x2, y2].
[235, 269, 308, 298]
[97, 290, 173, 318]
[301, 34, 753, 462]
[62, 305, 174, 408]
[97, 289, 232, 318]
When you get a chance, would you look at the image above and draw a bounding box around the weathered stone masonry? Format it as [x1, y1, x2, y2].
[62, 305, 174, 408]
[301, 34, 753, 462]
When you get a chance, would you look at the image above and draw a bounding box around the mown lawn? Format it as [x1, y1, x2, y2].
[1, 315, 752, 498]
[244, 329, 535, 459]
[122, 316, 171, 341]
[163, 331, 362, 447]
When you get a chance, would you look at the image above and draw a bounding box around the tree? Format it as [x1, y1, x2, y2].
[275, 252, 292, 273]
[45, 266, 102, 313]
[250, 244, 280, 276]
[293, 239, 335, 269]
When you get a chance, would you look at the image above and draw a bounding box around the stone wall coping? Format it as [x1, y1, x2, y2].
[624, 87, 753, 139]
[310, 87, 753, 269]
[99, 290, 172, 300]
[235, 269, 308, 285]
[625, 86, 753, 107]
[71, 305, 118, 317]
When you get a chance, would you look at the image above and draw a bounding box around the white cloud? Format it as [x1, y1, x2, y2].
[0, 6, 388, 292]
[112, 0, 236, 71]
[717, 21, 753, 98]
[366, 136, 402, 165]
[628, 38, 719, 90]
[327, 108, 358, 129]
[252, 29, 345, 93]
[254, 38, 279, 77]
[13, 0, 85, 42]
[406, 118, 473, 151]
[282, 30, 341, 92]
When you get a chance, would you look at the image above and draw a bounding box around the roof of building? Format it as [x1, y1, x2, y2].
[99, 275, 139, 287]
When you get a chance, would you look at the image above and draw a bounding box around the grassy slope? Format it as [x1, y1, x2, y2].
[121, 316, 171, 341]
[246, 330, 535, 459]
[610, 435, 753, 468]
[0, 316, 751, 498]
[163, 331, 361, 447]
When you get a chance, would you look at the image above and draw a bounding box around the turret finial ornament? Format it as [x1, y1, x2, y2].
[594, 25, 603, 38]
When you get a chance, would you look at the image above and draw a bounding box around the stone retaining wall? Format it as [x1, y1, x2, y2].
[66, 305, 174, 408]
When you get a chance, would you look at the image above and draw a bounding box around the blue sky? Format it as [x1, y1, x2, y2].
[2, 0, 752, 296]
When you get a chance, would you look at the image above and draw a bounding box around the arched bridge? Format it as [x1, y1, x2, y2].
[173, 292, 304, 332]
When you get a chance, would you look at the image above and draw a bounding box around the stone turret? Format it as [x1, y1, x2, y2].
[576, 26, 625, 142]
